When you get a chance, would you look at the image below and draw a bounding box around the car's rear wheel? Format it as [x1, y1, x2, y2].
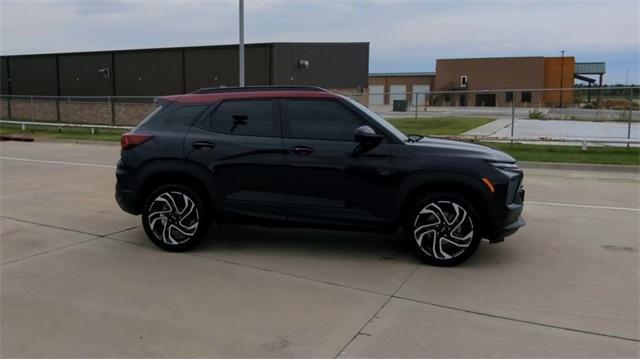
[142, 184, 208, 252]
[405, 192, 481, 266]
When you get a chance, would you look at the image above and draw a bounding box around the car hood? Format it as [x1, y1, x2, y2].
[408, 137, 516, 163]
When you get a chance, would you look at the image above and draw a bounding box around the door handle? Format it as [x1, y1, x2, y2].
[192, 141, 216, 150]
[290, 146, 314, 155]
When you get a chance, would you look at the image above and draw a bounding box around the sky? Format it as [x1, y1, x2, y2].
[1, 0, 638, 84]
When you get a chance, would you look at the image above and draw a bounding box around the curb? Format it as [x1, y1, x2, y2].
[520, 161, 640, 173]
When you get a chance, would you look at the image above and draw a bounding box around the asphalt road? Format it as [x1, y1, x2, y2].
[1, 141, 638, 358]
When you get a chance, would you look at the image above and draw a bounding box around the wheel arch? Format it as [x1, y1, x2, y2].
[389, 171, 496, 234]
[133, 160, 214, 214]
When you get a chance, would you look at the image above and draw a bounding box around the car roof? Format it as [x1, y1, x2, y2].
[160, 90, 340, 105]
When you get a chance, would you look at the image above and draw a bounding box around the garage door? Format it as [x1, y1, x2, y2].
[369, 85, 384, 105]
[411, 85, 430, 105]
[389, 85, 406, 103]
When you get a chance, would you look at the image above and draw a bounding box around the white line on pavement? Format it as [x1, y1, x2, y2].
[526, 201, 640, 212]
[0, 156, 116, 169]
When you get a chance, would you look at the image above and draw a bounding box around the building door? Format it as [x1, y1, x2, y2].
[389, 85, 406, 104]
[369, 85, 384, 105]
[411, 85, 430, 106]
[475, 94, 496, 106]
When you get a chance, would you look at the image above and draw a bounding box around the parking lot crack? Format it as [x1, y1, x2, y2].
[391, 295, 640, 343]
[334, 264, 421, 358]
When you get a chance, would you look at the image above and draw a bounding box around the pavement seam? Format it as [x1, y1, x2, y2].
[0, 216, 140, 266]
[333, 264, 421, 358]
[1, 215, 101, 237]
[390, 295, 640, 343]
[1, 236, 101, 266]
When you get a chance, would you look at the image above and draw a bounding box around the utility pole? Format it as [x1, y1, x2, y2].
[559, 50, 565, 108]
[239, 0, 245, 87]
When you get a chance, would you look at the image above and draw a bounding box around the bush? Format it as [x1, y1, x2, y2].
[528, 109, 545, 119]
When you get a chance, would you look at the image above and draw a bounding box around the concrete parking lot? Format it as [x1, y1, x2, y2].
[1, 141, 638, 358]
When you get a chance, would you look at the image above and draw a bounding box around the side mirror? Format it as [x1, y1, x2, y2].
[354, 125, 383, 146]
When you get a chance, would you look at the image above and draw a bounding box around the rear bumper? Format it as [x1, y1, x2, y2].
[115, 160, 140, 215]
[115, 182, 139, 215]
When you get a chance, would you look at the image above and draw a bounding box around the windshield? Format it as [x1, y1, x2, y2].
[340, 95, 408, 142]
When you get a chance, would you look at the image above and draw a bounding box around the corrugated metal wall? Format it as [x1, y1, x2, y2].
[0, 42, 369, 96]
[1, 57, 8, 95]
[271, 43, 369, 88]
[59, 52, 112, 96]
[184, 45, 270, 91]
[7, 55, 58, 95]
[114, 49, 184, 96]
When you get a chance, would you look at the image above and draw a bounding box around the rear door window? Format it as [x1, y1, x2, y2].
[208, 100, 278, 137]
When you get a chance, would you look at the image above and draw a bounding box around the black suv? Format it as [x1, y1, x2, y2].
[116, 87, 525, 266]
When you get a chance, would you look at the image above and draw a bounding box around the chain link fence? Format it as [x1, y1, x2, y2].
[1, 87, 638, 145]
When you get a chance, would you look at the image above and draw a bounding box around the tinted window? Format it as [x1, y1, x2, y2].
[506, 91, 514, 103]
[137, 103, 207, 130]
[209, 100, 275, 137]
[521, 91, 532, 103]
[285, 100, 363, 141]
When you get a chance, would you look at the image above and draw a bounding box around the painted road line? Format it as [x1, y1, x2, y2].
[0, 156, 116, 169]
[527, 201, 640, 212]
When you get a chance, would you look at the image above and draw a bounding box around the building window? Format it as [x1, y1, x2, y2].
[521, 91, 532, 103]
[459, 94, 467, 107]
[506, 92, 514, 103]
[444, 93, 450, 102]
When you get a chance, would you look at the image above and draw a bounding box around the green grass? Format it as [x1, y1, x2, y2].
[0, 123, 126, 142]
[2, 122, 638, 166]
[485, 142, 640, 166]
[388, 117, 494, 136]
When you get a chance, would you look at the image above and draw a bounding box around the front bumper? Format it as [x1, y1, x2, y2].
[487, 186, 525, 243]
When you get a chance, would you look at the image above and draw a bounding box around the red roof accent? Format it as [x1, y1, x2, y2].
[160, 90, 339, 104]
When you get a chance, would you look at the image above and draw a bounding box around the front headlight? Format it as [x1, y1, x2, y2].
[487, 161, 520, 172]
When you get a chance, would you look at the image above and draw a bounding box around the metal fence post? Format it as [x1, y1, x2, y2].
[510, 96, 515, 146]
[414, 92, 418, 119]
[108, 96, 115, 125]
[7, 96, 12, 120]
[30, 96, 34, 122]
[628, 87, 633, 148]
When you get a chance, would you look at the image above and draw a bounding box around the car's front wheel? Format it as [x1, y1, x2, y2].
[405, 192, 481, 266]
[142, 184, 208, 252]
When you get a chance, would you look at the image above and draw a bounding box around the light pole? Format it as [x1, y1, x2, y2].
[239, 0, 245, 87]
[559, 50, 565, 108]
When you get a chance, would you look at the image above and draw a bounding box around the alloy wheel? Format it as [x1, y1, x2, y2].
[413, 200, 474, 260]
[147, 191, 199, 245]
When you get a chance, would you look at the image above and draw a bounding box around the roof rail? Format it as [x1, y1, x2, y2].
[191, 86, 329, 94]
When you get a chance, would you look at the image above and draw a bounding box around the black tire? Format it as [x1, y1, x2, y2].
[404, 192, 481, 266]
[141, 184, 208, 252]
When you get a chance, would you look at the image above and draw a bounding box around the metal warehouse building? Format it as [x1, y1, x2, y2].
[0, 42, 369, 97]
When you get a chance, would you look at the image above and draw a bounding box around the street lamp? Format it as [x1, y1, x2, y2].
[559, 50, 565, 108]
[239, 0, 245, 87]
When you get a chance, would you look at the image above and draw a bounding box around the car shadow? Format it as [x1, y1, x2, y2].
[195, 223, 419, 265]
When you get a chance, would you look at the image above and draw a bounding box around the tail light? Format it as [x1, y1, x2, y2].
[121, 132, 153, 150]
